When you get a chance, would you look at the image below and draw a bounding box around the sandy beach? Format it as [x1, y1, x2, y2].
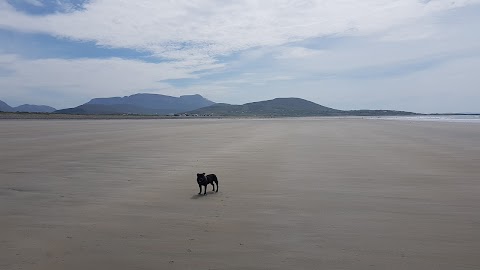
[1, 118, 479, 270]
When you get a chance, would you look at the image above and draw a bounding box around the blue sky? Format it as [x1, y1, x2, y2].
[0, 0, 479, 113]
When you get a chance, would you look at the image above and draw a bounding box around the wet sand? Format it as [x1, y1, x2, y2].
[1, 118, 479, 269]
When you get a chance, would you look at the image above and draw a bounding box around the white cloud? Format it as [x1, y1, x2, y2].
[275, 47, 325, 59]
[23, 0, 43, 7]
[0, 54, 223, 108]
[1, 0, 479, 64]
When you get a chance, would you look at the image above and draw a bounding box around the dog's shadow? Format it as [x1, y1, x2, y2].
[190, 191, 218, 199]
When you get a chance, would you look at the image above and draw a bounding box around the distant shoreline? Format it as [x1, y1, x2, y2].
[1, 112, 478, 120]
[0, 112, 213, 120]
[0, 112, 287, 120]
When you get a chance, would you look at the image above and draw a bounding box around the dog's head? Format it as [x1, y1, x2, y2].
[196, 173, 206, 184]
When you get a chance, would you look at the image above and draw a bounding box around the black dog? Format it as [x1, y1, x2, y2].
[196, 173, 218, 195]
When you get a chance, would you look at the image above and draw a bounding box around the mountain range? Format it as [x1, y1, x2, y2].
[189, 98, 341, 116]
[188, 98, 417, 117]
[1, 93, 418, 117]
[0, 100, 56, 113]
[55, 93, 215, 115]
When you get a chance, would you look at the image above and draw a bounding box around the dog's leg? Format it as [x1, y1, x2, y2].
[204, 185, 207, 195]
[211, 182, 215, 191]
[198, 184, 202, 195]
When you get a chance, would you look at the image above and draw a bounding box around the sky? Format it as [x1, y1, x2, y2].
[0, 0, 479, 113]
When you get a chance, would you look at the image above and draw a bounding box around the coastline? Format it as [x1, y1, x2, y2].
[2, 111, 479, 122]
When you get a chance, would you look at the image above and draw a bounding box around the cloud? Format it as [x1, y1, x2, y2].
[275, 47, 325, 59]
[23, 0, 44, 7]
[1, 0, 479, 65]
[0, 53, 224, 108]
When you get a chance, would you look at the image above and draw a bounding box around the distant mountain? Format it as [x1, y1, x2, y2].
[0, 100, 13, 112]
[14, 104, 56, 113]
[187, 98, 417, 117]
[0, 100, 56, 113]
[344, 110, 418, 116]
[56, 93, 215, 115]
[188, 98, 341, 116]
[4, 95, 417, 117]
[56, 104, 175, 115]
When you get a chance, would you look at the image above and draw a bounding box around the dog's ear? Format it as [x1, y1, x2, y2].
[202, 173, 205, 175]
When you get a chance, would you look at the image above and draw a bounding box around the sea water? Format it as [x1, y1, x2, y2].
[371, 115, 480, 123]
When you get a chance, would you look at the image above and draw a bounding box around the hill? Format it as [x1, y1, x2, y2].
[56, 93, 214, 115]
[188, 98, 341, 116]
[187, 98, 417, 117]
[345, 109, 418, 116]
[56, 104, 174, 115]
[0, 100, 13, 112]
[0, 100, 56, 113]
[14, 104, 56, 113]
